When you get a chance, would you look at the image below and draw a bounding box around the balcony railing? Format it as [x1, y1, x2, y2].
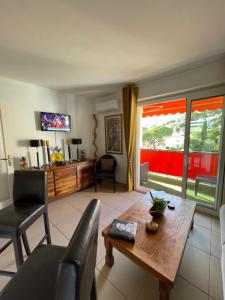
[140, 149, 218, 179]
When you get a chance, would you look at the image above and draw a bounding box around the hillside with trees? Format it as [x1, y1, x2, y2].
[142, 109, 222, 153]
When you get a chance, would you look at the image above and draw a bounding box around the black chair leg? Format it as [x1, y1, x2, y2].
[90, 276, 97, 300]
[113, 177, 116, 193]
[13, 235, 24, 271]
[43, 211, 52, 245]
[22, 232, 31, 256]
[95, 179, 97, 192]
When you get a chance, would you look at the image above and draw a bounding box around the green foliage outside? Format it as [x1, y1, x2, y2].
[142, 109, 222, 153]
[189, 110, 222, 153]
[142, 126, 173, 149]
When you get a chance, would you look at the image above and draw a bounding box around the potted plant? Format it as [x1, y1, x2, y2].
[149, 197, 167, 218]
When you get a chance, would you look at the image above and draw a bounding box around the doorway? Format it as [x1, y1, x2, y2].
[138, 94, 225, 210]
[140, 98, 186, 197]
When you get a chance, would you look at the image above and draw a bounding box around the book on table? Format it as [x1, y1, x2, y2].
[108, 219, 137, 241]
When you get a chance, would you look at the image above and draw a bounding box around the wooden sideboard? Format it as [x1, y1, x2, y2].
[46, 160, 95, 200]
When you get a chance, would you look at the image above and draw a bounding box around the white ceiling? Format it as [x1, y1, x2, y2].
[0, 0, 225, 91]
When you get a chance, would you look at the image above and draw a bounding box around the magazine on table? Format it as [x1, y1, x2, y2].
[108, 219, 137, 241]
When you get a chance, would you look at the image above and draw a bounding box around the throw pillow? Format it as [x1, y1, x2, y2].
[101, 158, 114, 171]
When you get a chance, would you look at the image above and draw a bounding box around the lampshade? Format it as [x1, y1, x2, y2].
[29, 140, 44, 147]
[71, 139, 82, 145]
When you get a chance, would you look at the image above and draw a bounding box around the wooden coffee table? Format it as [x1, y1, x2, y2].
[102, 195, 196, 300]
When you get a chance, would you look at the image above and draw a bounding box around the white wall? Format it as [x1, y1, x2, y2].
[138, 56, 225, 101]
[0, 77, 73, 172]
[59, 93, 96, 160]
[93, 93, 127, 184]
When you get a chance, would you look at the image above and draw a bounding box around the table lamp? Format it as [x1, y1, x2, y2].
[72, 138, 82, 161]
[67, 138, 72, 161]
[29, 139, 44, 167]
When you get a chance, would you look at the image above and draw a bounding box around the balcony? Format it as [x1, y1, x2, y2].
[140, 149, 218, 204]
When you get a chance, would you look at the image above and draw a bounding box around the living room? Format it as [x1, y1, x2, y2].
[0, 1, 225, 300]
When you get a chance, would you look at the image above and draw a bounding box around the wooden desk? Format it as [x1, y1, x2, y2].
[102, 195, 196, 300]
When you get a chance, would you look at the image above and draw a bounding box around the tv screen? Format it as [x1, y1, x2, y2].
[40, 112, 71, 132]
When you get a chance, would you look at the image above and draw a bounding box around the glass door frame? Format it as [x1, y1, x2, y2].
[0, 107, 12, 204]
[136, 85, 225, 214]
[181, 89, 225, 212]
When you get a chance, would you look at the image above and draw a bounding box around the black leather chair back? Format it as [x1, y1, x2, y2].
[13, 170, 48, 205]
[96, 154, 117, 173]
[55, 199, 101, 300]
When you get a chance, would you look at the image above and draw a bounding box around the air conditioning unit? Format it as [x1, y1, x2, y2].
[95, 100, 119, 113]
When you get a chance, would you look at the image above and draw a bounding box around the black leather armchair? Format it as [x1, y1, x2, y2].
[95, 154, 117, 192]
[0, 199, 101, 300]
[0, 170, 51, 276]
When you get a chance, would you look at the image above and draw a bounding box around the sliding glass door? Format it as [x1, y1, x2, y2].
[183, 96, 225, 208]
[138, 93, 225, 210]
[140, 98, 187, 196]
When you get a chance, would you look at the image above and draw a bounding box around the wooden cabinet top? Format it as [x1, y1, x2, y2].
[44, 159, 95, 172]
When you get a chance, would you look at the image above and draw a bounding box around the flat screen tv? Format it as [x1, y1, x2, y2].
[40, 112, 71, 132]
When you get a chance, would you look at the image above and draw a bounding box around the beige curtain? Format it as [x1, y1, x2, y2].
[122, 86, 138, 191]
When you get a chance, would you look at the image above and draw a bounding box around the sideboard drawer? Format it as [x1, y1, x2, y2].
[47, 171, 55, 200]
[54, 165, 76, 179]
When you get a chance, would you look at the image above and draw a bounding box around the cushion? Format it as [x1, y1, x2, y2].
[0, 245, 66, 300]
[101, 158, 113, 171]
[0, 204, 45, 234]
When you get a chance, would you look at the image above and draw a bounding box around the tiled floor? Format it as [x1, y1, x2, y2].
[0, 185, 223, 300]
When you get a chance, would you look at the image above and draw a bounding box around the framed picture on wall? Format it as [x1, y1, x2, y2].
[105, 114, 123, 154]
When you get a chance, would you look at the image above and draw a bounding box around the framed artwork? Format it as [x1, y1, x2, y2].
[105, 114, 123, 154]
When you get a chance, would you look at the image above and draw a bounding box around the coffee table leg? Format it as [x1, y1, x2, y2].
[104, 238, 114, 267]
[159, 281, 172, 300]
[191, 217, 194, 230]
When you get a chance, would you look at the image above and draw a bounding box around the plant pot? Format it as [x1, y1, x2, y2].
[149, 207, 165, 219]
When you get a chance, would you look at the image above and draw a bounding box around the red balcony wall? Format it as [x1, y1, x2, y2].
[140, 149, 218, 179]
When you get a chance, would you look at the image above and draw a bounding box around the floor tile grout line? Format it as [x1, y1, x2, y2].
[211, 229, 221, 234]
[188, 221, 221, 259]
[135, 276, 152, 300]
[194, 222, 212, 231]
[178, 274, 209, 297]
[66, 194, 123, 216]
[49, 219, 70, 242]
[49, 200, 84, 216]
[208, 219, 213, 299]
[96, 262, 129, 300]
[186, 240, 212, 257]
[96, 253, 157, 300]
